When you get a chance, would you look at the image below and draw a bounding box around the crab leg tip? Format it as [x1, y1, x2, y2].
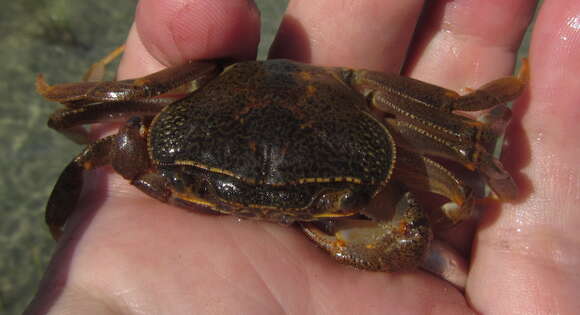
[49, 225, 63, 241]
[35, 74, 50, 94]
[517, 58, 530, 83]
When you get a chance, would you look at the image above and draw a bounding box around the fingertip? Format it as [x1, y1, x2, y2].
[117, 23, 166, 79]
[269, 1, 423, 72]
[133, 0, 260, 66]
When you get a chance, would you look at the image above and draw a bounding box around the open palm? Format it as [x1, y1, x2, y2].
[27, 1, 580, 314]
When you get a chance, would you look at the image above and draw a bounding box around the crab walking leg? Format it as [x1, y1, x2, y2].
[356, 66, 524, 200]
[302, 188, 432, 272]
[47, 100, 165, 144]
[46, 117, 170, 239]
[38, 60, 221, 143]
[348, 58, 528, 113]
[448, 58, 529, 111]
[82, 45, 126, 82]
[385, 117, 517, 201]
[367, 81, 517, 165]
[46, 136, 115, 239]
[36, 60, 221, 107]
[394, 147, 475, 224]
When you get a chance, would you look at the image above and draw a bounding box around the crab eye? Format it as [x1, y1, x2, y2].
[197, 179, 210, 196]
[339, 191, 367, 210]
[338, 191, 356, 209]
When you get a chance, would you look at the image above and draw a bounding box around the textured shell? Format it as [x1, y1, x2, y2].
[148, 60, 394, 211]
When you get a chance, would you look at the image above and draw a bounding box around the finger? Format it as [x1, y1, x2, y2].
[118, 0, 261, 79]
[269, 0, 425, 72]
[468, 1, 580, 313]
[406, 0, 536, 90]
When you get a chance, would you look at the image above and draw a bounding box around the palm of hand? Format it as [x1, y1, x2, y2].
[47, 188, 466, 314]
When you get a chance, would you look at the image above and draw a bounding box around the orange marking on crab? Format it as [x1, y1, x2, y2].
[334, 239, 346, 248]
[307, 85, 317, 96]
[445, 90, 460, 98]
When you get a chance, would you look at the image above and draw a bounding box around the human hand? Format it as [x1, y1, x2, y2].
[26, 1, 580, 314]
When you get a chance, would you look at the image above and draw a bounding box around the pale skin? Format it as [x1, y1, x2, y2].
[26, 0, 580, 314]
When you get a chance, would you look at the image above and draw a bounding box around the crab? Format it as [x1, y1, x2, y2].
[37, 47, 528, 274]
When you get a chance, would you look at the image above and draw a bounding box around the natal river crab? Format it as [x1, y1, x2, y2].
[37, 47, 527, 274]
